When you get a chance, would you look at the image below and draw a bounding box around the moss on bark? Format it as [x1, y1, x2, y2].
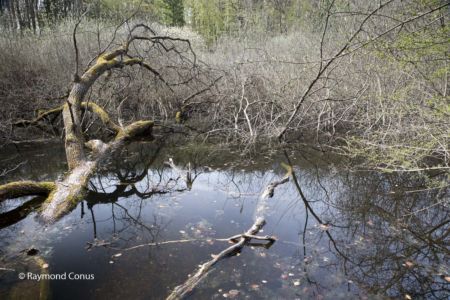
[0, 181, 55, 201]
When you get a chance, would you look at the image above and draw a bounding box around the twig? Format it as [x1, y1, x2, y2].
[166, 217, 272, 300]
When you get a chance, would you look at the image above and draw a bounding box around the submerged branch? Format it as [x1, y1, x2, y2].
[166, 168, 290, 300]
[166, 217, 273, 300]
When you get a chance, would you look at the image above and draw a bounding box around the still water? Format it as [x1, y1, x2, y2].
[0, 142, 448, 299]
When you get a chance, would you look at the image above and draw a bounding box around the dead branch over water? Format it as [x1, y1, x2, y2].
[166, 167, 291, 300]
[0, 21, 206, 222]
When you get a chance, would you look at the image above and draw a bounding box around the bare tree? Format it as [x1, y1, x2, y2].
[0, 21, 203, 222]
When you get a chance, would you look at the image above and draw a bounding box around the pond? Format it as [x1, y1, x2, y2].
[0, 142, 448, 299]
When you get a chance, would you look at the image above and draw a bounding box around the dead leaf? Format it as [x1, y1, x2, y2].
[319, 224, 330, 231]
[228, 290, 239, 298]
[404, 261, 414, 268]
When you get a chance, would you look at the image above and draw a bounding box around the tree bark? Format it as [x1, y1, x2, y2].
[1, 27, 190, 223]
[41, 120, 153, 222]
[0, 181, 55, 202]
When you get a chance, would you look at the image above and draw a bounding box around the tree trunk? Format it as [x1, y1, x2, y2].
[41, 120, 153, 222]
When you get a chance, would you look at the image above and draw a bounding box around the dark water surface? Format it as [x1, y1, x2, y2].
[0, 142, 448, 299]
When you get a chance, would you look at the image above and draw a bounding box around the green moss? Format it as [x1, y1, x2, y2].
[175, 111, 182, 124]
[116, 120, 154, 140]
[86, 55, 119, 76]
[0, 181, 55, 201]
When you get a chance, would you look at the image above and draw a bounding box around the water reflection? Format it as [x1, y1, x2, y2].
[0, 143, 448, 299]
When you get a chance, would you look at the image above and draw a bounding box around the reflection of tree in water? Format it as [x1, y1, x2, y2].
[83, 143, 193, 248]
[334, 173, 449, 298]
[1, 144, 448, 299]
[295, 160, 450, 299]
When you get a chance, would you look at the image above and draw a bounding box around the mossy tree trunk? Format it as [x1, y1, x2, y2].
[0, 24, 196, 222]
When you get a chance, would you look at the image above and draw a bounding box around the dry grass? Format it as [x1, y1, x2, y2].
[0, 4, 448, 170]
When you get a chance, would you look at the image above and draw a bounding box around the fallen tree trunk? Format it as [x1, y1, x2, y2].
[40, 120, 153, 222]
[0, 24, 201, 224]
[166, 167, 291, 300]
[166, 217, 272, 300]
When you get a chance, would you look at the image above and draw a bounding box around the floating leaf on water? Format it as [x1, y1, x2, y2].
[260, 253, 266, 257]
[318, 224, 330, 231]
[109, 261, 114, 264]
[444, 276, 450, 283]
[405, 294, 412, 300]
[293, 280, 301, 286]
[113, 253, 122, 258]
[179, 230, 186, 234]
[261, 280, 267, 283]
[288, 273, 294, 277]
[228, 289, 239, 298]
[404, 261, 414, 268]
